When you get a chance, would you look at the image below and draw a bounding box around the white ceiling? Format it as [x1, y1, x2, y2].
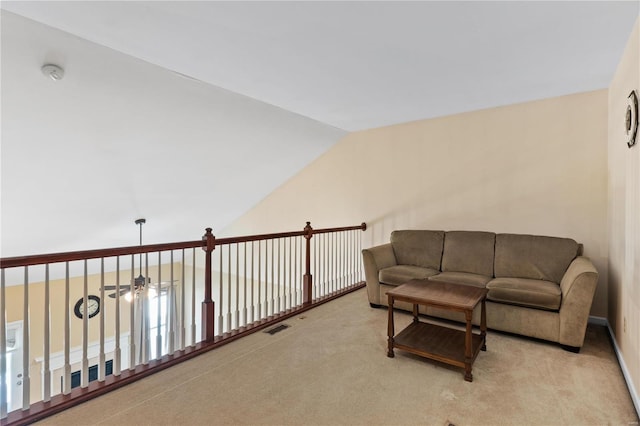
[1, 1, 639, 257]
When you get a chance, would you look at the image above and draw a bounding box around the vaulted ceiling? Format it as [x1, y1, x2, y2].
[1, 1, 638, 257]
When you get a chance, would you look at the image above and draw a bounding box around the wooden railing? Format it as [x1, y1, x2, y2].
[0, 222, 366, 425]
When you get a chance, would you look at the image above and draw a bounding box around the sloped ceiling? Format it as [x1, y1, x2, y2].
[1, 1, 638, 257]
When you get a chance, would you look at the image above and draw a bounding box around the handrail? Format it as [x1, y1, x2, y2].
[0, 223, 367, 268]
[0, 241, 204, 269]
[1, 221, 367, 426]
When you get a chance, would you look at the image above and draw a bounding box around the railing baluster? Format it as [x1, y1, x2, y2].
[81, 260, 89, 388]
[218, 247, 223, 336]
[243, 242, 247, 327]
[289, 237, 293, 308]
[22, 266, 30, 410]
[340, 232, 347, 290]
[180, 250, 186, 350]
[115, 257, 121, 375]
[250, 241, 255, 324]
[156, 252, 162, 359]
[191, 248, 196, 346]
[169, 250, 175, 354]
[63, 262, 71, 394]
[99, 258, 106, 381]
[293, 237, 298, 305]
[227, 245, 232, 333]
[129, 255, 136, 369]
[350, 230, 355, 284]
[143, 253, 150, 364]
[277, 238, 281, 312]
[0, 269, 6, 419]
[270, 239, 275, 316]
[235, 243, 240, 330]
[43, 264, 51, 401]
[257, 240, 262, 320]
[324, 233, 329, 297]
[299, 235, 304, 304]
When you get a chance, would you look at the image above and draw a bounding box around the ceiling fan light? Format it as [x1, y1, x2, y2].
[124, 292, 133, 303]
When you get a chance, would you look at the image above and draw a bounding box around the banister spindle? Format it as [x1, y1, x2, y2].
[227, 245, 232, 333]
[115, 257, 121, 375]
[22, 266, 30, 409]
[156, 252, 162, 359]
[129, 255, 136, 369]
[218, 247, 223, 336]
[63, 263, 71, 394]
[0, 269, 6, 419]
[43, 264, 51, 401]
[81, 260, 89, 387]
[270, 239, 274, 316]
[235, 244, 240, 329]
[243, 242, 248, 327]
[0, 268, 8, 419]
[190, 248, 196, 346]
[169, 251, 175, 354]
[99, 259, 106, 381]
[250, 241, 255, 324]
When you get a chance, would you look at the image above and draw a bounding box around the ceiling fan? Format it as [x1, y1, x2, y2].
[101, 218, 176, 300]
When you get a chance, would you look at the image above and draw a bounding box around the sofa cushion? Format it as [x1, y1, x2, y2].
[487, 277, 561, 311]
[441, 231, 495, 276]
[429, 272, 491, 288]
[390, 230, 444, 270]
[379, 265, 439, 286]
[494, 234, 579, 283]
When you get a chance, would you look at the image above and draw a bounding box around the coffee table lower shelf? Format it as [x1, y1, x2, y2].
[391, 321, 485, 370]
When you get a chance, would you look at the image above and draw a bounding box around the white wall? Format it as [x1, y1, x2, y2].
[0, 11, 345, 257]
[222, 90, 609, 317]
[607, 17, 640, 411]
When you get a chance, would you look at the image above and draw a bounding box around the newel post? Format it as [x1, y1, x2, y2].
[202, 228, 216, 342]
[303, 221, 313, 306]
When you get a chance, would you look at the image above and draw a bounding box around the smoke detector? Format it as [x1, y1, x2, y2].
[41, 64, 65, 81]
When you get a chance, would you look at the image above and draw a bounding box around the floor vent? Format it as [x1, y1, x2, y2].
[264, 324, 290, 335]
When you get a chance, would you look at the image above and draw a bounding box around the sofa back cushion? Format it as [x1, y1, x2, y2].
[494, 233, 579, 283]
[441, 231, 496, 277]
[390, 230, 444, 270]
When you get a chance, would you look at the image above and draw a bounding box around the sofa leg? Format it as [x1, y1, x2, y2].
[370, 303, 383, 309]
[560, 344, 581, 353]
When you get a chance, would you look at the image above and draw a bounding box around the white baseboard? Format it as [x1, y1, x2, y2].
[589, 315, 640, 417]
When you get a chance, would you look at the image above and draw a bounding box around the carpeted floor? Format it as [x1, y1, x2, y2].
[38, 288, 639, 425]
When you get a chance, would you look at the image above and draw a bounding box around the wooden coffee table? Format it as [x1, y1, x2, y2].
[387, 279, 487, 382]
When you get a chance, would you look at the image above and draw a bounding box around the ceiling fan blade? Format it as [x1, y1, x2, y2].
[149, 280, 179, 289]
[108, 289, 132, 299]
[101, 285, 131, 291]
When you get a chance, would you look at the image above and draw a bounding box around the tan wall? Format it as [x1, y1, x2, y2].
[223, 90, 609, 317]
[608, 17, 640, 409]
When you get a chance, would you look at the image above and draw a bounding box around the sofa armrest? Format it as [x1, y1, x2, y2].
[558, 256, 599, 348]
[362, 244, 396, 305]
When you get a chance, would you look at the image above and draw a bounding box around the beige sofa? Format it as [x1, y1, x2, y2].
[362, 230, 599, 351]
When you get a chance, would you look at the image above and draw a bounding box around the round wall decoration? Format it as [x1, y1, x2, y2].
[626, 90, 638, 148]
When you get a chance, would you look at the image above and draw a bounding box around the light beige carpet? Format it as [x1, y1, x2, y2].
[38, 288, 638, 425]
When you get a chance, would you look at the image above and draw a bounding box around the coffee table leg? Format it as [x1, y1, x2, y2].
[387, 295, 395, 358]
[481, 298, 487, 351]
[464, 310, 473, 382]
